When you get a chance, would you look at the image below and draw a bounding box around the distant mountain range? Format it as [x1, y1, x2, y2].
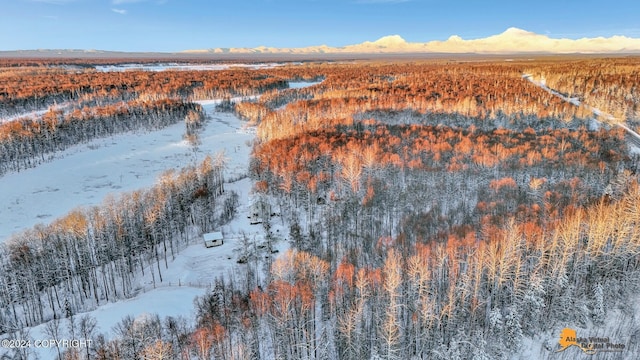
[183, 28, 640, 54]
[3, 28, 640, 58]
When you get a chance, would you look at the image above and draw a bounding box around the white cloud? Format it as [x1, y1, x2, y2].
[111, 8, 127, 14]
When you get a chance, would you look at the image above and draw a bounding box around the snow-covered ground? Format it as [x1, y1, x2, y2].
[288, 81, 323, 89]
[133, 177, 289, 292]
[0, 105, 253, 242]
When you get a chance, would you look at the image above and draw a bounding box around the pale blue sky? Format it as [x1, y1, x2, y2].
[2, 0, 639, 51]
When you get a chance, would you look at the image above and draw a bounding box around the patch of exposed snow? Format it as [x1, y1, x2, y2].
[288, 81, 323, 89]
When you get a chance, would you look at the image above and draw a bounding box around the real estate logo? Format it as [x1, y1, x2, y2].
[556, 328, 625, 355]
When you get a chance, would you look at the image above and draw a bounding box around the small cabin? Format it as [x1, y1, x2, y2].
[203, 231, 224, 248]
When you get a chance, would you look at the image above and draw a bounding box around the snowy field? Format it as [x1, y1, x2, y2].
[133, 176, 289, 292]
[0, 104, 253, 242]
[288, 81, 322, 89]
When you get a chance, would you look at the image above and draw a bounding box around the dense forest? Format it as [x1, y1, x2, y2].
[1, 57, 640, 359]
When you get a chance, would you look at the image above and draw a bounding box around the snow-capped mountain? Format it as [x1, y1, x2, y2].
[183, 27, 640, 54]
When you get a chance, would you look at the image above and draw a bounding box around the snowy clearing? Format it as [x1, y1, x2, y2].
[134, 177, 290, 291]
[0, 105, 253, 242]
